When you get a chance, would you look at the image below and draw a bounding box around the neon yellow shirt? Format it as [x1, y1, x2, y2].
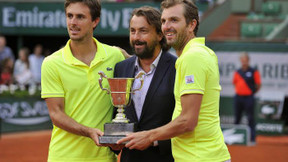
[172, 37, 230, 162]
[41, 38, 124, 162]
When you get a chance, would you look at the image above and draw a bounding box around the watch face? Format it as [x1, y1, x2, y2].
[153, 140, 158, 146]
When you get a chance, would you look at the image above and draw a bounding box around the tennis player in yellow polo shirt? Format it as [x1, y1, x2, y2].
[118, 1, 231, 162]
[41, 0, 124, 161]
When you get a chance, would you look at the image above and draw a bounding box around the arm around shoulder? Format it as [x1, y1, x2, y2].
[113, 46, 131, 59]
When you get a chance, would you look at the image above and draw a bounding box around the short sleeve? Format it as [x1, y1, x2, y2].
[178, 52, 207, 96]
[41, 58, 65, 98]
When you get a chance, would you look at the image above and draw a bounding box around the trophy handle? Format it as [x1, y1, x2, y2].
[132, 71, 145, 93]
[98, 71, 110, 94]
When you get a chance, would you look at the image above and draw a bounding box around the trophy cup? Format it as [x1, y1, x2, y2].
[98, 71, 145, 144]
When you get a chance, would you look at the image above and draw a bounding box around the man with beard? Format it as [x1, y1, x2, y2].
[113, 6, 176, 162]
[118, 0, 231, 162]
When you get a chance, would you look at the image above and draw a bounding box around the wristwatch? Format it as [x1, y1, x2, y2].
[153, 140, 158, 147]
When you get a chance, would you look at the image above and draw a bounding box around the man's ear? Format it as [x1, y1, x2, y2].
[158, 32, 164, 42]
[188, 19, 197, 35]
[93, 17, 100, 29]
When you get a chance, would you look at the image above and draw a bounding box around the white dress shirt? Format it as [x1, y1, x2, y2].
[132, 51, 162, 120]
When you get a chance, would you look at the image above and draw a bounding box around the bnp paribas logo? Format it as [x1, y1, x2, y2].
[0, 101, 51, 125]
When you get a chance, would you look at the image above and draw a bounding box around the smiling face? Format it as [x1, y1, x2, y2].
[65, 2, 99, 42]
[129, 15, 162, 59]
[161, 4, 196, 52]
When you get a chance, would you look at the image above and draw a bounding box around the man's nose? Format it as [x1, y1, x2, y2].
[132, 31, 141, 40]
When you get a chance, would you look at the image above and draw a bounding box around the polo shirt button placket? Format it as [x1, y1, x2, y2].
[87, 69, 95, 86]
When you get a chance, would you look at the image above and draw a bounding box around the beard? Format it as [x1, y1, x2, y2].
[130, 40, 158, 59]
[165, 27, 189, 51]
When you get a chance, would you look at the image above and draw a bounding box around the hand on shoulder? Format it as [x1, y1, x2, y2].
[113, 46, 131, 59]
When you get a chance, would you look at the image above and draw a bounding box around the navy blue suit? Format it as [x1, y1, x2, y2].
[114, 51, 176, 162]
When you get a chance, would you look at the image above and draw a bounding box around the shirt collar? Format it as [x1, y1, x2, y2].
[62, 37, 107, 66]
[181, 37, 205, 57]
[135, 50, 162, 72]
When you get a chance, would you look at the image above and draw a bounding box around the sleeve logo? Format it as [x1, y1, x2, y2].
[185, 75, 194, 84]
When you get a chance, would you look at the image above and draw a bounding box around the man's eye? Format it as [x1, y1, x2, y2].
[67, 14, 73, 18]
[130, 30, 135, 34]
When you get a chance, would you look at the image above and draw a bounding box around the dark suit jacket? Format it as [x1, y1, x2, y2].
[114, 51, 176, 162]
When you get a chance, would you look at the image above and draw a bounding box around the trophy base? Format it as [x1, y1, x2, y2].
[99, 135, 126, 144]
[99, 122, 136, 144]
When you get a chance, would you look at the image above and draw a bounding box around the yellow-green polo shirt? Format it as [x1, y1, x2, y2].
[41, 38, 124, 162]
[172, 37, 230, 162]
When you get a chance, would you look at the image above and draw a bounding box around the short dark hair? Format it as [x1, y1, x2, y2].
[130, 6, 170, 51]
[161, 0, 199, 36]
[64, 0, 101, 21]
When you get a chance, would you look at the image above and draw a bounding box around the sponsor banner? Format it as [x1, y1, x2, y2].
[0, 2, 209, 36]
[221, 124, 250, 145]
[0, 2, 160, 36]
[258, 91, 285, 120]
[256, 122, 284, 134]
[256, 91, 285, 134]
[217, 52, 288, 97]
[220, 114, 285, 135]
[0, 97, 52, 133]
[219, 95, 285, 134]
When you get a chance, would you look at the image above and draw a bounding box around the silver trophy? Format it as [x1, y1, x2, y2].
[98, 71, 144, 144]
